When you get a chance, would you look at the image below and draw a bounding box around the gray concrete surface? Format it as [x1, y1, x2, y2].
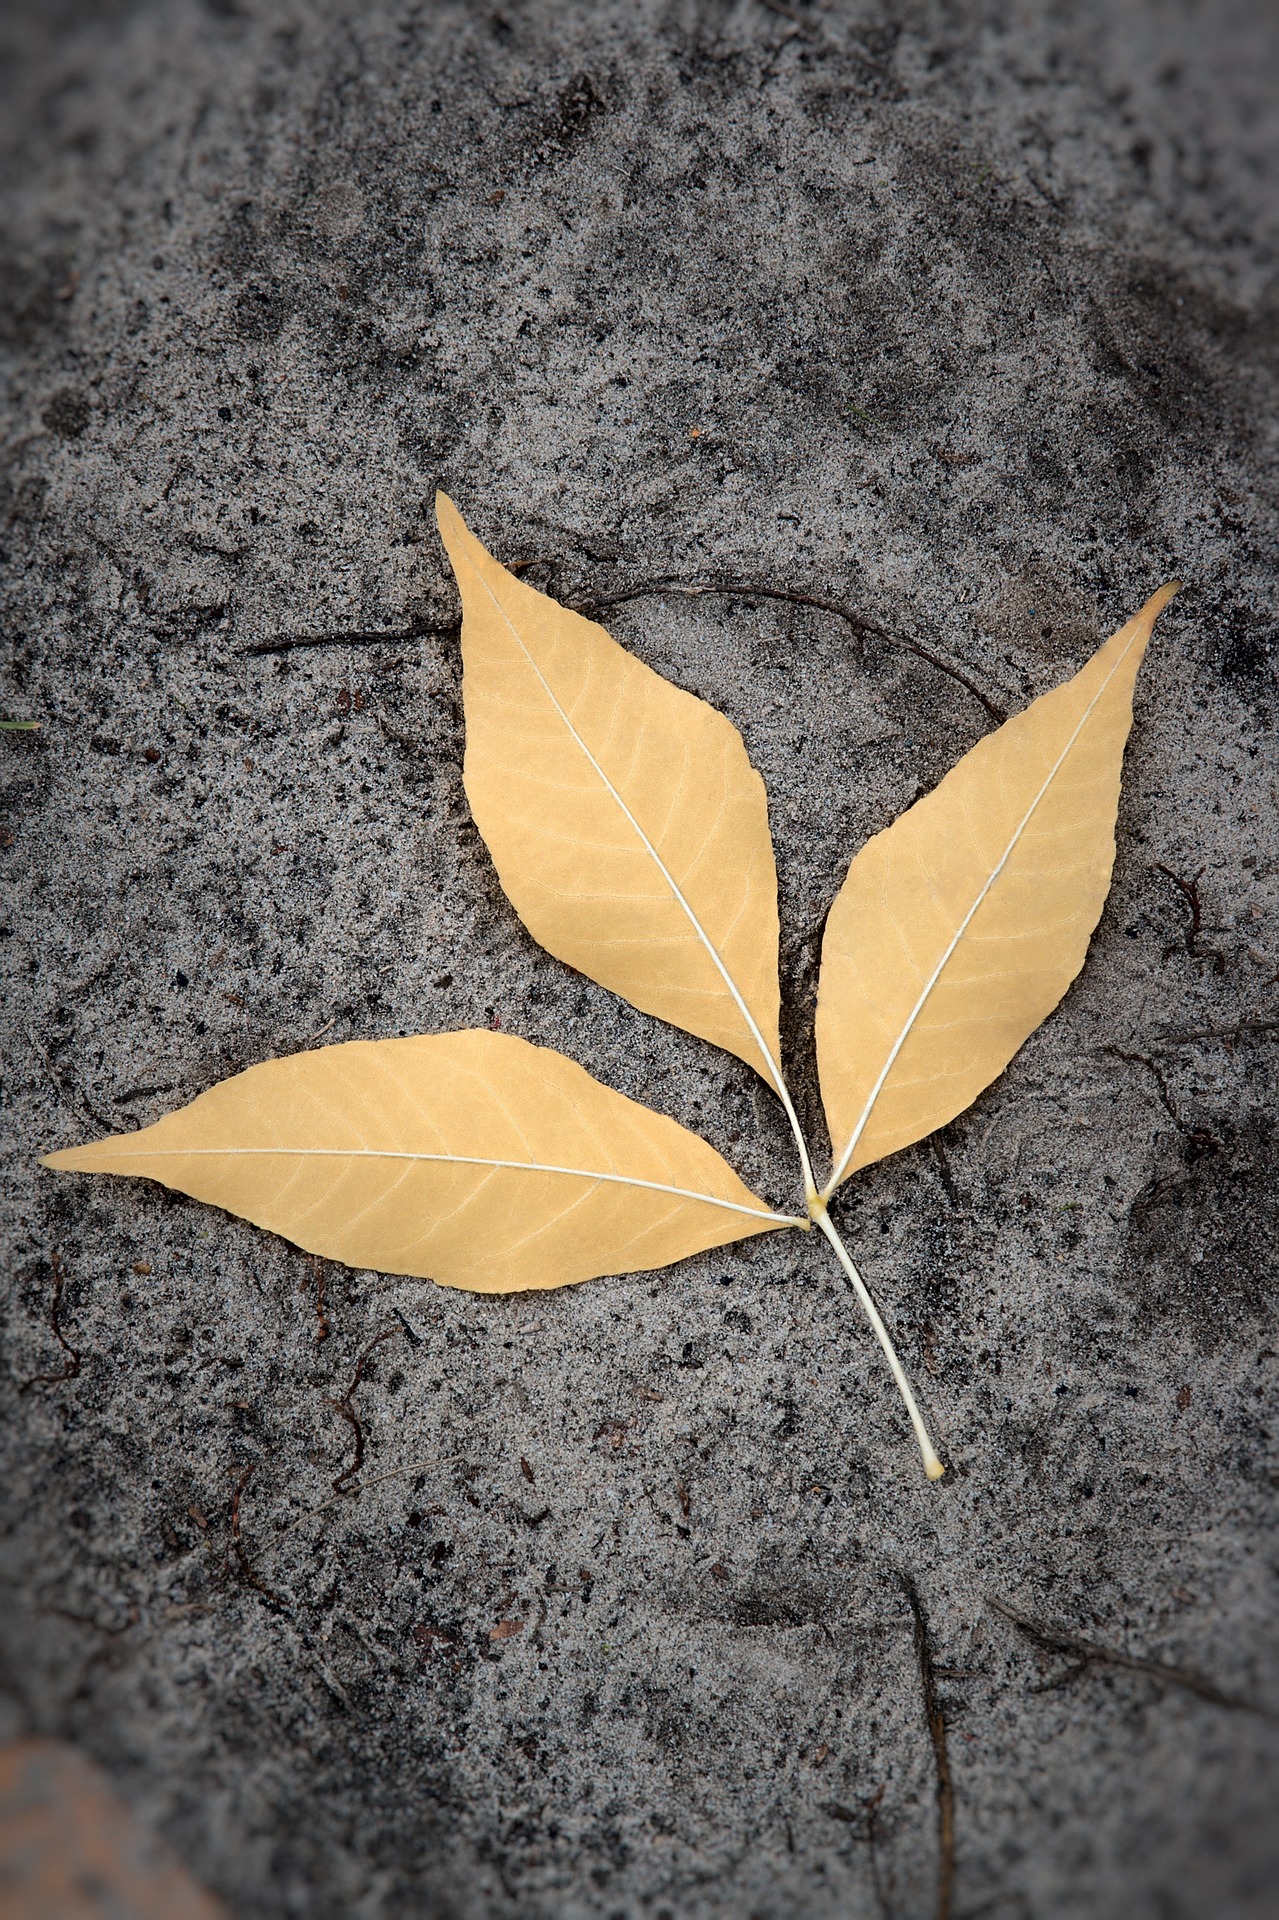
[2, 2, 1277, 1915]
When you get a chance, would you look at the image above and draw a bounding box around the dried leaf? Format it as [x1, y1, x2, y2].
[437, 496, 785, 1091]
[41, 478, 1180, 1481]
[43, 1031, 792, 1292]
[817, 584, 1179, 1191]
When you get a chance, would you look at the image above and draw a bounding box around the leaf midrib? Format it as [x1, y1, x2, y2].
[85, 1145, 802, 1226]
[824, 622, 1145, 1195]
[470, 561, 786, 1097]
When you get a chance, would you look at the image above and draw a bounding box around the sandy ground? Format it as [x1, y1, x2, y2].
[2, 2, 1277, 1914]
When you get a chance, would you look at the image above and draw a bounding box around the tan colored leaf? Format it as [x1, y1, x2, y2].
[817, 585, 1179, 1191]
[437, 495, 785, 1093]
[43, 1030, 793, 1292]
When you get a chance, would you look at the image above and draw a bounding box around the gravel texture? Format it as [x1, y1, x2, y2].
[2, 3, 1277, 1916]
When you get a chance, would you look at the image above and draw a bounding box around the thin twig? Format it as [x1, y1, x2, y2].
[903, 1575, 955, 1920]
[19, 1251, 81, 1392]
[30, 1030, 115, 1133]
[305, 1255, 330, 1342]
[1155, 862, 1225, 971]
[931, 1136, 962, 1208]
[1155, 862, 1203, 952]
[989, 1597, 1273, 1718]
[377, 712, 431, 756]
[392, 1307, 423, 1347]
[326, 1326, 403, 1493]
[1152, 1017, 1278, 1046]
[577, 580, 1006, 721]
[226, 1464, 287, 1608]
[239, 562, 549, 658]
[1102, 1046, 1220, 1148]
[262, 1455, 450, 1551]
[1102, 1045, 1184, 1126]
[246, 572, 1003, 719]
[583, 577, 885, 642]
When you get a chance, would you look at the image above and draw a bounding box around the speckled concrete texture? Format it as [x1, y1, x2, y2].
[2, 3, 1277, 1916]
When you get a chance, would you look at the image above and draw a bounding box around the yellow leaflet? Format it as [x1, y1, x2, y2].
[437, 495, 784, 1089]
[44, 1031, 795, 1292]
[817, 584, 1179, 1190]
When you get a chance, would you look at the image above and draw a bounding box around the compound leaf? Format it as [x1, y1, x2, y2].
[44, 1030, 793, 1291]
[817, 585, 1179, 1189]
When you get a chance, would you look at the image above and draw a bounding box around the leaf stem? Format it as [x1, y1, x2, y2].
[771, 1073, 819, 1211]
[809, 1202, 945, 1480]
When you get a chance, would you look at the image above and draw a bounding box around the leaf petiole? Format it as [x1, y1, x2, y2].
[809, 1200, 945, 1480]
[771, 1072, 819, 1210]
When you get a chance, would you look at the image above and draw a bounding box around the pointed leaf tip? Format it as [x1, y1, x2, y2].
[41, 1031, 790, 1291]
[42, 1145, 100, 1172]
[1142, 579, 1182, 620]
[440, 499, 787, 1091]
[817, 589, 1178, 1188]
